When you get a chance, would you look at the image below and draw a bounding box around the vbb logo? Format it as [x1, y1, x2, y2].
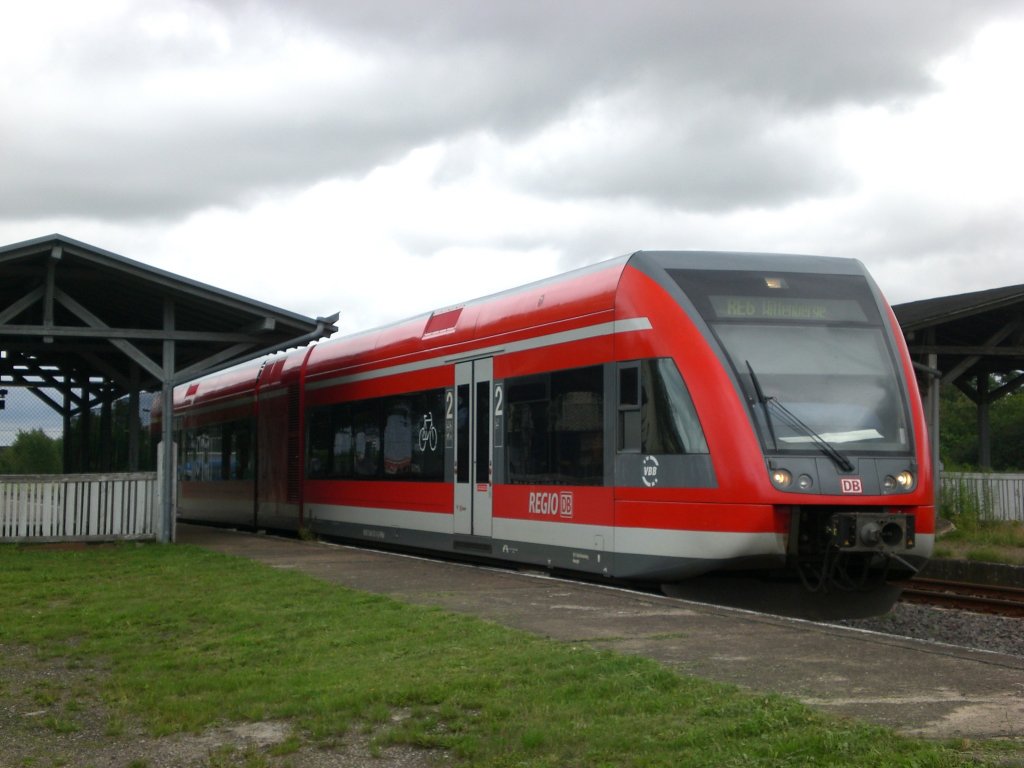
[641, 455, 660, 487]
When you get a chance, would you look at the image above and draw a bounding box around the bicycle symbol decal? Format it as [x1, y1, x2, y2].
[418, 412, 439, 452]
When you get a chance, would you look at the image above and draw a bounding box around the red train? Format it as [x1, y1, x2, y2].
[163, 251, 934, 615]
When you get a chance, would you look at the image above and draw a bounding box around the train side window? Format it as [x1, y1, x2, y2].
[308, 391, 444, 482]
[505, 375, 548, 484]
[232, 421, 254, 480]
[217, 419, 253, 480]
[412, 389, 445, 481]
[383, 397, 414, 478]
[507, 366, 603, 486]
[456, 384, 470, 484]
[619, 359, 709, 455]
[353, 400, 382, 477]
[644, 359, 708, 454]
[331, 405, 355, 479]
[220, 422, 233, 480]
[306, 406, 333, 478]
[619, 365, 640, 408]
[179, 430, 196, 481]
[618, 363, 642, 452]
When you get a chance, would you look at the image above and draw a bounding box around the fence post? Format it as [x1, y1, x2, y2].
[155, 442, 177, 543]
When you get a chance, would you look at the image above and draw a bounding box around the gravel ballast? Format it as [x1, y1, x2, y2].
[833, 602, 1024, 658]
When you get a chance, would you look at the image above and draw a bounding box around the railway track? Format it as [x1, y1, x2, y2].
[898, 577, 1024, 618]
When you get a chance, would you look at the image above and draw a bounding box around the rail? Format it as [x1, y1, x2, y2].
[940, 471, 1024, 523]
[0, 472, 157, 542]
[899, 577, 1024, 618]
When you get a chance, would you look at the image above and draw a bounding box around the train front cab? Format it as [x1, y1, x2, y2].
[620, 252, 934, 612]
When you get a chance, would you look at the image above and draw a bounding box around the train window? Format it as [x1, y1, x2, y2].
[207, 431, 222, 480]
[219, 420, 253, 480]
[642, 359, 708, 454]
[456, 384, 470, 484]
[618, 364, 642, 452]
[219, 424, 232, 480]
[475, 381, 490, 484]
[383, 391, 445, 481]
[353, 400, 382, 477]
[384, 398, 414, 477]
[307, 390, 445, 482]
[412, 390, 445, 480]
[179, 421, 256, 482]
[506, 365, 603, 486]
[619, 365, 640, 408]
[332, 412, 355, 478]
[306, 406, 335, 478]
[232, 421, 254, 480]
[179, 430, 197, 481]
[672, 268, 912, 455]
[619, 359, 708, 455]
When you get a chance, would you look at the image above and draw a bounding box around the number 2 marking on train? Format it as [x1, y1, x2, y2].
[494, 383, 504, 417]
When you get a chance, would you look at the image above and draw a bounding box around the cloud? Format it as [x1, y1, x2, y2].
[2, 0, 1023, 341]
[2, 0, 1017, 224]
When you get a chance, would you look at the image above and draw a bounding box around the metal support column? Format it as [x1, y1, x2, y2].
[160, 299, 176, 543]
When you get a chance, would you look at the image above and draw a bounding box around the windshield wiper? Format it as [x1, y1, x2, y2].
[744, 361, 855, 473]
[766, 398, 855, 473]
[745, 361, 778, 449]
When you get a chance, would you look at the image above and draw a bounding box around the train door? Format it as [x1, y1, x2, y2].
[454, 358, 493, 537]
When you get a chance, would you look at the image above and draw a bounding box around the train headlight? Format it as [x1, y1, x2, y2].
[771, 468, 792, 488]
[797, 474, 814, 490]
[883, 471, 915, 491]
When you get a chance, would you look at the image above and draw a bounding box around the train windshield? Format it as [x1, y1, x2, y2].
[670, 269, 912, 457]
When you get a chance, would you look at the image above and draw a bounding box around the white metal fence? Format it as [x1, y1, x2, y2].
[1, 470, 1019, 542]
[939, 472, 1024, 523]
[0, 472, 157, 542]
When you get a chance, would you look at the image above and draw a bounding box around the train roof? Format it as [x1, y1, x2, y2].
[314, 249, 863, 347]
[173, 249, 874, 403]
[302, 249, 867, 381]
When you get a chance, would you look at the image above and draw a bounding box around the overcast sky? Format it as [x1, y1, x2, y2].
[2, 0, 1023, 336]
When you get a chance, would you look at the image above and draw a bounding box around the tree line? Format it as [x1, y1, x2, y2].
[0, 397, 154, 475]
[941, 382, 1024, 472]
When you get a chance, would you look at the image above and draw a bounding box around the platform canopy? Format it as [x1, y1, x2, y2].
[0, 234, 338, 541]
[895, 283, 1024, 470]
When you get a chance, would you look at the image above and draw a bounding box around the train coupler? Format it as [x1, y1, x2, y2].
[827, 512, 915, 552]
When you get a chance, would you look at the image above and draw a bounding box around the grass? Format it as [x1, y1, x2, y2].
[934, 520, 1024, 565]
[937, 475, 1024, 564]
[0, 543, 1005, 767]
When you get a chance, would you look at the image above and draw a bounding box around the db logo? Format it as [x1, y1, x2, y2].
[527, 491, 575, 519]
[840, 478, 863, 494]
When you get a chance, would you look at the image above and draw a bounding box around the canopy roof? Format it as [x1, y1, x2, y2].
[894, 282, 1024, 470]
[0, 234, 337, 402]
[895, 283, 1024, 386]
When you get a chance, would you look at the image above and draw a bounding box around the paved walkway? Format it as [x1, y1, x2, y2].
[178, 524, 1024, 741]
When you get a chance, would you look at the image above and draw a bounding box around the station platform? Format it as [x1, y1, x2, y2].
[177, 523, 1024, 741]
